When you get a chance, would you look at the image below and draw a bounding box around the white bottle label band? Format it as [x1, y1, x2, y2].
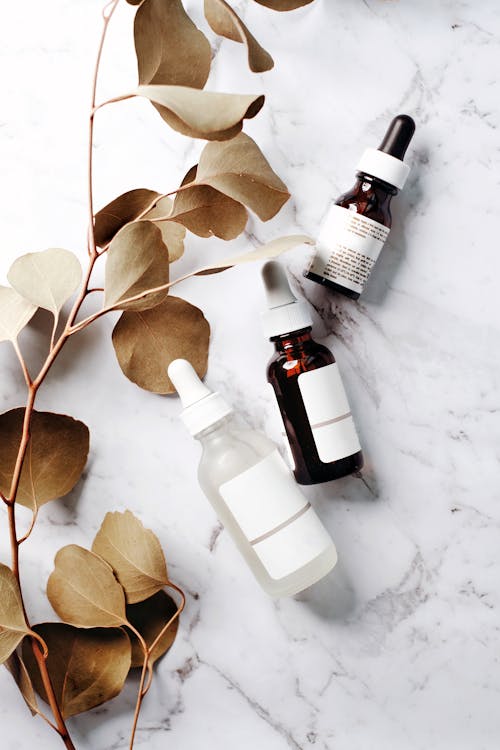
[309, 204, 390, 294]
[298, 363, 361, 463]
[219, 450, 333, 580]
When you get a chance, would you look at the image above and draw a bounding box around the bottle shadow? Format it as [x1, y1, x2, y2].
[294, 557, 357, 621]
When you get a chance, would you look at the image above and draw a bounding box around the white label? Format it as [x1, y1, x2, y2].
[219, 450, 333, 580]
[298, 363, 361, 464]
[309, 204, 390, 293]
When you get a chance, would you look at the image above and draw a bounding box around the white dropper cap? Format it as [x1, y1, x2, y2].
[261, 261, 312, 339]
[168, 359, 233, 436]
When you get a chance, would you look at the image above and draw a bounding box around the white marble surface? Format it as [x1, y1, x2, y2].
[1, 0, 500, 748]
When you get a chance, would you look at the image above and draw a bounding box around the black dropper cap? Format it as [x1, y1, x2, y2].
[378, 114, 415, 161]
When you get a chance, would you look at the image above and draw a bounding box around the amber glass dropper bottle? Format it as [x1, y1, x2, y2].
[262, 261, 363, 486]
[305, 114, 415, 299]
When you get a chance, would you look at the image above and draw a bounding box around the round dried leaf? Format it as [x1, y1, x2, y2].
[205, 0, 274, 72]
[112, 296, 210, 394]
[134, 85, 264, 141]
[135, 0, 211, 88]
[7, 249, 82, 317]
[5, 652, 39, 716]
[23, 623, 131, 718]
[0, 286, 37, 343]
[195, 132, 290, 220]
[47, 545, 127, 628]
[0, 409, 89, 510]
[0, 564, 29, 665]
[104, 221, 169, 312]
[94, 188, 160, 248]
[92, 510, 168, 604]
[253, 0, 314, 9]
[126, 591, 179, 668]
[170, 185, 248, 240]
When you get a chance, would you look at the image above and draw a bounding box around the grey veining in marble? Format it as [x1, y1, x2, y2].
[0, 0, 499, 748]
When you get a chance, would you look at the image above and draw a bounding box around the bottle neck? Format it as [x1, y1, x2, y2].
[271, 327, 314, 354]
[354, 172, 398, 199]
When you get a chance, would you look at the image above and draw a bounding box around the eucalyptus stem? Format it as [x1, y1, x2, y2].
[3, 2, 121, 747]
[126, 627, 150, 750]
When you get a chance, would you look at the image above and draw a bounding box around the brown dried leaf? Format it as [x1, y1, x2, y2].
[127, 0, 143, 5]
[0, 409, 89, 511]
[169, 185, 248, 239]
[7, 249, 82, 317]
[134, 85, 264, 141]
[112, 296, 210, 394]
[253, 0, 314, 9]
[0, 565, 29, 665]
[5, 652, 39, 716]
[204, 0, 274, 72]
[47, 545, 127, 628]
[92, 511, 168, 604]
[0, 286, 37, 343]
[126, 591, 179, 668]
[143, 197, 186, 261]
[104, 221, 169, 312]
[195, 132, 289, 220]
[196, 234, 312, 275]
[23, 624, 131, 718]
[135, 0, 211, 88]
[94, 188, 159, 248]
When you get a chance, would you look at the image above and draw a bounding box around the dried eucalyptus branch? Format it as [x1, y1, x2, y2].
[0, 0, 315, 745]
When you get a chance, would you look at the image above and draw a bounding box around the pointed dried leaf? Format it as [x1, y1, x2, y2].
[104, 221, 169, 311]
[205, 0, 273, 72]
[0, 564, 29, 664]
[135, 0, 211, 88]
[0, 409, 89, 511]
[135, 85, 264, 141]
[254, 0, 314, 9]
[112, 296, 210, 394]
[5, 652, 38, 716]
[47, 546, 127, 628]
[169, 184, 248, 239]
[0, 286, 37, 343]
[94, 188, 159, 248]
[195, 132, 289, 220]
[126, 591, 179, 667]
[23, 623, 131, 718]
[7, 249, 82, 317]
[196, 234, 312, 275]
[143, 197, 186, 261]
[92, 511, 168, 604]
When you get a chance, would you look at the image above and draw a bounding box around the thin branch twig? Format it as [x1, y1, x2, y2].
[12, 340, 32, 388]
[126, 626, 150, 750]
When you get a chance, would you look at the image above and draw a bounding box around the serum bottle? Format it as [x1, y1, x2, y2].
[168, 359, 337, 598]
[262, 261, 363, 486]
[305, 114, 415, 299]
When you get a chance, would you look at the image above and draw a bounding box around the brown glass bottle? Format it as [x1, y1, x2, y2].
[267, 327, 363, 485]
[305, 113, 415, 299]
[305, 174, 397, 299]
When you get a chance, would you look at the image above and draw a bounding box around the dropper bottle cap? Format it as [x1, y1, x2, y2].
[357, 114, 415, 190]
[261, 261, 313, 339]
[167, 359, 233, 436]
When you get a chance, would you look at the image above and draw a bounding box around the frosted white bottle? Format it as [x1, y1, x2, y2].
[168, 359, 337, 598]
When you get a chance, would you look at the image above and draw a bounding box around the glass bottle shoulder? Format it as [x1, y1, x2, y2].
[267, 335, 334, 381]
[336, 174, 395, 228]
[197, 417, 275, 493]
